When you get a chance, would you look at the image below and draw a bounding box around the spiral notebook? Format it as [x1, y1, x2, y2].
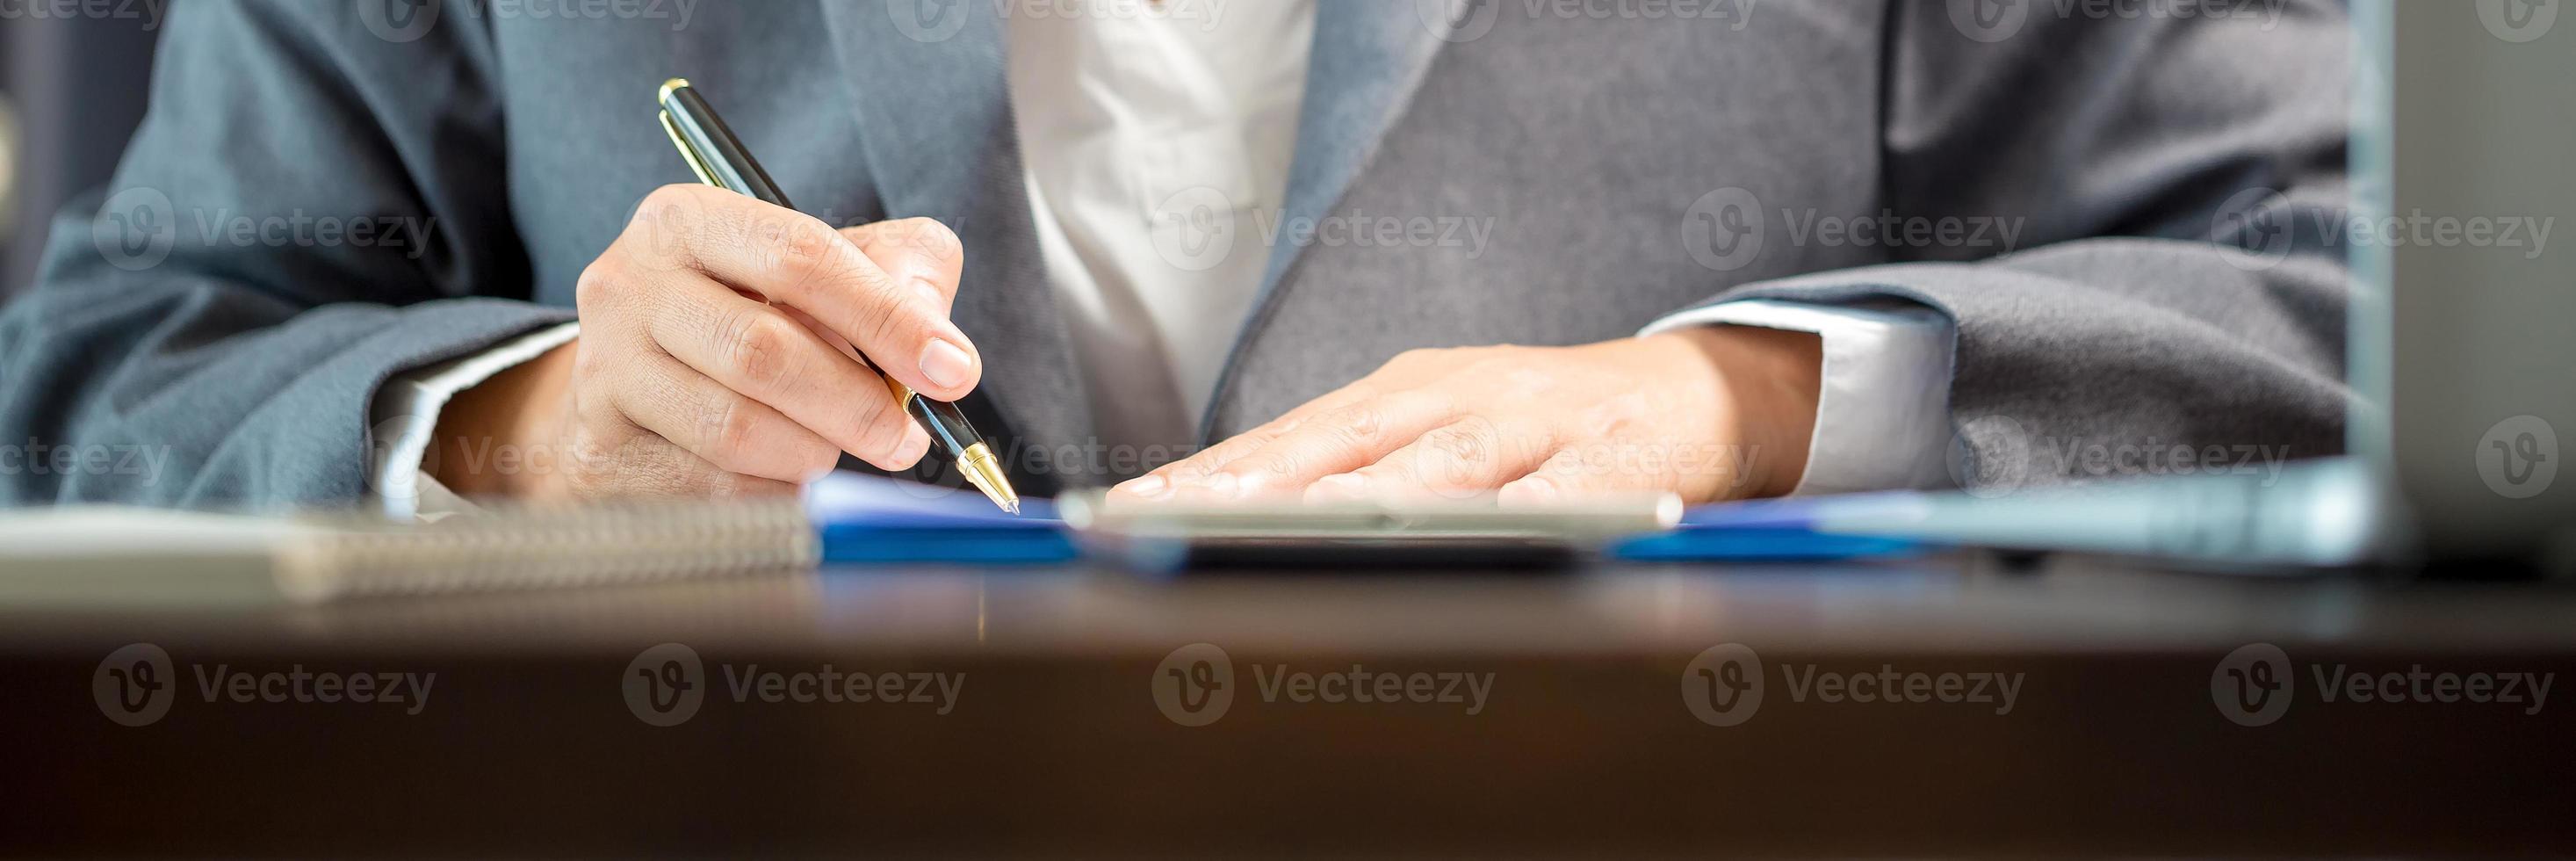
[0, 474, 1063, 607]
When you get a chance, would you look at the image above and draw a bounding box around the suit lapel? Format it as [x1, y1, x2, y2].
[1198, 0, 1456, 439]
[818, 0, 1090, 484]
[1259, 0, 1461, 295]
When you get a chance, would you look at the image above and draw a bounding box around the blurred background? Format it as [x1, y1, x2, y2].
[0, 3, 162, 299]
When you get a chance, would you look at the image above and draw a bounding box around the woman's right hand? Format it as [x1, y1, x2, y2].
[428, 184, 982, 501]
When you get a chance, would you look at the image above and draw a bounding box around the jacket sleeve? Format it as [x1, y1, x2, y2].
[0, 0, 574, 509]
[1690, 0, 2354, 492]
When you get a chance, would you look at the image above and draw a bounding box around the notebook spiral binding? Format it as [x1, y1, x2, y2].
[275, 500, 819, 604]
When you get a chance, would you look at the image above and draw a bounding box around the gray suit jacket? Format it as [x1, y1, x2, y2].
[0, 0, 2352, 508]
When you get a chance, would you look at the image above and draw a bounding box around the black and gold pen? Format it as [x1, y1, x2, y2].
[657, 78, 1020, 515]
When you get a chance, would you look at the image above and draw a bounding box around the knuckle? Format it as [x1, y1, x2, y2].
[574, 258, 625, 308]
[718, 310, 798, 390]
[1248, 453, 1302, 481]
[776, 217, 841, 264]
[635, 185, 708, 241]
[849, 263, 911, 333]
[1429, 423, 1497, 464]
[1325, 402, 1388, 444]
[571, 344, 616, 390]
[895, 217, 963, 261]
[765, 218, 844, 282]
[704, 396, 761, 467]
[640, 183, 703, 210]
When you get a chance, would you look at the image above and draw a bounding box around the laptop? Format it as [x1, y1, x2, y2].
[2363, 0, 2574, 568]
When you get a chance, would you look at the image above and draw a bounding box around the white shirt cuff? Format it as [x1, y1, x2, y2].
[368, 322, 581, 519]
[1642, 299, 1956, 496]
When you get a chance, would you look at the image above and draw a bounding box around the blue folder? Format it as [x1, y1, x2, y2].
[805, 474, 1076, 566]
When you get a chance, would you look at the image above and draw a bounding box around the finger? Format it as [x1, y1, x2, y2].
[636, 184, 982, 402]
[841, 218, 964, 315]
[1496, 440, 1672, 506]
[559, 425, 800, 501]
[1307, 416, 1558, 503]
[1109, 380, 1390, 501]
[649, 287, 925, 470]
[610, 351, 847, 484]
[1178, 391, 1458, 499]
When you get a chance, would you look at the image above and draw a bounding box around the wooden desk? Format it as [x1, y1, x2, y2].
[5, 555, 2573, 857]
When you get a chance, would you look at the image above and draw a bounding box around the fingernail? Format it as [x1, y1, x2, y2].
[920, 338, 973, 390]
[909, 277, 946, 309]
[1119, 474, 1171, 498]
[1200, 473, 1240, 498]
[1310, 474, 1367, 500]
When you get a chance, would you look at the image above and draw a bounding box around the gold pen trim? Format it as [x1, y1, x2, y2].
[956, 443, 1020, 516]
[659, 111, 724, 189]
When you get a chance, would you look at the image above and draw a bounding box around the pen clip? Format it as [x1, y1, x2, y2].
[660, 110, 725, 190]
